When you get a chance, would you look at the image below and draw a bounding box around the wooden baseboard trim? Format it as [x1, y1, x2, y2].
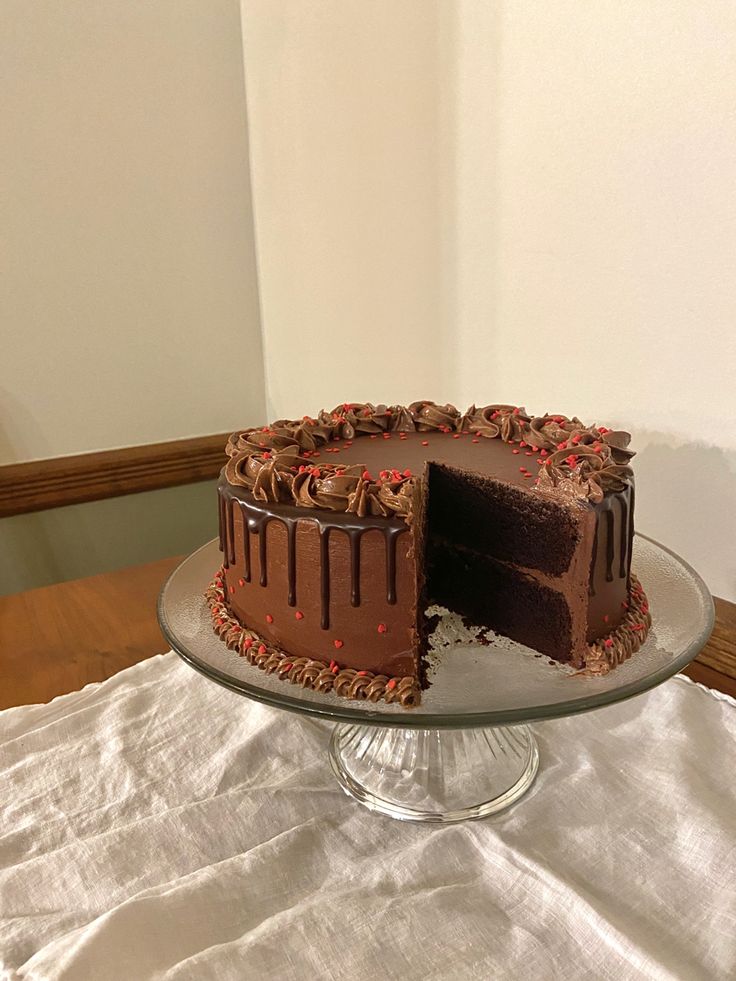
[0, 433, 230, 517]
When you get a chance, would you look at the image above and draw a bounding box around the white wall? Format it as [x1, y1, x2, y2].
[240, 1, 451, 417]
[240, 0, 736, 601]
[1, 0, 265, 464]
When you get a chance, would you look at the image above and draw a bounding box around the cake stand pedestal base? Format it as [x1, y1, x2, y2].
[329, 723, 539, 823]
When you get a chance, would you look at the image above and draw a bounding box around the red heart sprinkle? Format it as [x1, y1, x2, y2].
[377, 623, 387, 634]
[333, 639, 344, 649]
[295, 611, 304, 620]
[266, 614, 274, 624]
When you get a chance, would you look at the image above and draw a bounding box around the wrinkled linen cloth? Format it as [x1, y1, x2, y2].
[1, 652, 734, 981]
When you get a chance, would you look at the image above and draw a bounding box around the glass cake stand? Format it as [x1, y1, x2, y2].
[158, 534, 713, 824]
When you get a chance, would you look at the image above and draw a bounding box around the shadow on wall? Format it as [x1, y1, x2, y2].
[0, 388, 55, 465]
[634, 434, 736, 602]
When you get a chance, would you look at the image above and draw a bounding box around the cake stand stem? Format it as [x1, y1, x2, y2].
[328, 722, 539, 823]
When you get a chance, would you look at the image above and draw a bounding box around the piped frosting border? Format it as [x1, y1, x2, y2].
[206, 569, 652, 703]
[223, 401, 636, 518]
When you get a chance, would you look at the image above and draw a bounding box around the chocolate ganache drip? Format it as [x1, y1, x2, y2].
[218, 486, 407, 632]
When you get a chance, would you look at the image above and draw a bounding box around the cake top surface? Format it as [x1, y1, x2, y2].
[223, 401, 635, 519]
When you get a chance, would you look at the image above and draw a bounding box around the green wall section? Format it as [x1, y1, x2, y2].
[0, 481, 218, 596]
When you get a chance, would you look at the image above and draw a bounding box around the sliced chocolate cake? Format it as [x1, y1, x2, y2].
[207, 402, 651, 707]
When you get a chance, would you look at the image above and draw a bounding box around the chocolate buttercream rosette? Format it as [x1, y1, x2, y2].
[223, 402, 635, 516]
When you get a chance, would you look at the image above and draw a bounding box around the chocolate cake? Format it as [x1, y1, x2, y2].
[207, 402, 651, 707]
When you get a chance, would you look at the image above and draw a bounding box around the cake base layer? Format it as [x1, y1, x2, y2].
[426, 540, 578, 664]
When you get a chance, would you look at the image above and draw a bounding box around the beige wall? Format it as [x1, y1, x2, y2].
[1, 1, 263, 592]
[1, 0, 265, 464]
[241, 0, 736, 601]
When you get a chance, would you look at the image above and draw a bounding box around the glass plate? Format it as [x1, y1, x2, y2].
[158, 534, 714, 730]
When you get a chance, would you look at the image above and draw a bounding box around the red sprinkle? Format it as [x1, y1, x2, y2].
[403, 469, 412, 478]
[557, 441, 568, 450]
[362, 470, 372, 480]
[603, 615, 609, 623]
[238, 578, 245, 587]
[519, 441, 527, 448]
[604, 638, 614, 648]
[258, 644, 266, 655]
[333, 639, 344, 649]
[540, 449, 548, 456]
[282, 663, 292, 673]
[512, 449, 520, 454]
[370, 434, 377, 439]
[331, 665, 339, 674]
[525, 451, 534, 456]
[452, 433, 461, 439]
[244, 638, 253, 649]
[357, 671, 369, 677]
[377, 623, 387, 634]
[295, 611, 304, 620]
[387, 679, 397, 690]
[421, 440, 429, 446]
[519, 466, 527, 472]
[229, 586, 235, 595]
[265, 614, 274, 624]
[472, 438, 480, 443]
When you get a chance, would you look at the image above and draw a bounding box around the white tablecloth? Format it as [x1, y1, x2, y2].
[1, 652, 734, 981]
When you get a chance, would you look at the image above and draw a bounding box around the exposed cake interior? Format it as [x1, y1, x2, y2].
[414, 461, 593, 681]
